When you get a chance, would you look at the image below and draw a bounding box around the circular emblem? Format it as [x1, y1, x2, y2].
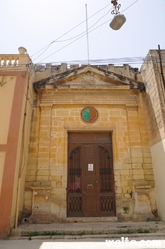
[81, 107, 98, 123]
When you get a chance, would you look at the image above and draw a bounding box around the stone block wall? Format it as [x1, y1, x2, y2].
[141, 50, 165, 144]
[34, 63, 142, 83]
[24, 88, 156, 222]
[141, 49, 165, 221]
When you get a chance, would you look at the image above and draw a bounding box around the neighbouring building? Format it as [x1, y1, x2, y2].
[0, 47, 165, 237]
[0, 47, 35, 236]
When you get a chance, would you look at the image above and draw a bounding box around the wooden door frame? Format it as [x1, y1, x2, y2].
[67, 131, 116, 217]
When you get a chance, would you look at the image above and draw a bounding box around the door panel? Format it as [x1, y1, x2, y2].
[67, 145, 83, 217]
[67, 133, 116, 217]
[85, 196, 98, 212]
[83, 143, 99, 216]
[84, 144, 95, 158]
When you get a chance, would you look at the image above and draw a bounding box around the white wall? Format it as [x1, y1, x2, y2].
[151, 139, 165, 221]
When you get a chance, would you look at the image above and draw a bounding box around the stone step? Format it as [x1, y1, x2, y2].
[66, 217, 118, 222]
[11, 221, 165, 238]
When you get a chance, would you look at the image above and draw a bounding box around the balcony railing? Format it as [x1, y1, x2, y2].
[0, 54, 31, 68]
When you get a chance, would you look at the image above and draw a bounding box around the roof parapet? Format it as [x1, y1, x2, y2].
[0, 54, 32, 69]
[35, 63, 142, 82]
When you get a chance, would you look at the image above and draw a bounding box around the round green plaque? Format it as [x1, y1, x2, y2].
[81, 107, 98, 123]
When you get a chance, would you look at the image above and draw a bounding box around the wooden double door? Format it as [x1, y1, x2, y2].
[67, 132, 116, 217]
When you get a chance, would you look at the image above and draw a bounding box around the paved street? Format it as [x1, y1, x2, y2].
[1, 237, 165, 249]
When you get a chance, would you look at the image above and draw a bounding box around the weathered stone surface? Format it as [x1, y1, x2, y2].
[24, 65, 157, 222]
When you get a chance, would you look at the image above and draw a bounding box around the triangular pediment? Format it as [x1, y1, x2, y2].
[34, 65, 144, 91]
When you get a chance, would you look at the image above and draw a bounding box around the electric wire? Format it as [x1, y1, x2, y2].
[1, 56, 164, 73]
[36, 0, 139, 63]
[33, 9, 112, 62]
[121, 0, 139, 14]
[33, 6, 112, 62]
[1, 53, 165, 71]
[31, 3, 111, 61]
[37, 17, 113, 62]
[0, 0, 140, 68]
[44, 8, 112, 44]
[36, 57, 145, 65]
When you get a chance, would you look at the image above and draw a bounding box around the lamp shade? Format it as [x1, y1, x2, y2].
[109, 14, 126, 30]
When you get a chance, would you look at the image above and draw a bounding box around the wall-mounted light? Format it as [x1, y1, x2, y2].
[109, 0, 126, 30]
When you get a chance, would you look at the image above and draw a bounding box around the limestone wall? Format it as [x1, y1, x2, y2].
[34, 63, 142, 83]
[24, 87, 156, 222]
[141, 49, 165, 221]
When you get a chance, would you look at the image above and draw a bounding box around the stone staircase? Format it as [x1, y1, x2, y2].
[10, 221, 165, 239]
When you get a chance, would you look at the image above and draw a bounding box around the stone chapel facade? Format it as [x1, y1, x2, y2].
[0, 49, 165, 237]
[24, 63, 156, 223]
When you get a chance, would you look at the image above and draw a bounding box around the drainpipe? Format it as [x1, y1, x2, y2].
[15, 178, 21, 228]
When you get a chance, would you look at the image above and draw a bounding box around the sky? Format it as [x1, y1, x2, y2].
[1, 0, 165, 68]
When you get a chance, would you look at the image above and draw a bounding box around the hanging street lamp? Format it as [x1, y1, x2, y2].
[109, 0, 126, 30]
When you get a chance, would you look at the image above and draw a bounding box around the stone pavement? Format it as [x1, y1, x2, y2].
[1, 239, 165, 249]
[10, 220, 165, 240]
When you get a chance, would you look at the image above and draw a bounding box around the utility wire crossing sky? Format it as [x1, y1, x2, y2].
[0, 0, 165, 68]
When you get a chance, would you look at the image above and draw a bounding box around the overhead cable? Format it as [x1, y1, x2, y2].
[31, 3, 111, 61]
[37, 0, 139, 63]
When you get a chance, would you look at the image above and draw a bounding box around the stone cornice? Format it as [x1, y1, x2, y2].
[34, 65, 145, 92]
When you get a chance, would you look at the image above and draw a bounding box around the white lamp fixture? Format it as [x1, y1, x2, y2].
[110, 14, 126, 30]
[109, 0, 126, 30]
